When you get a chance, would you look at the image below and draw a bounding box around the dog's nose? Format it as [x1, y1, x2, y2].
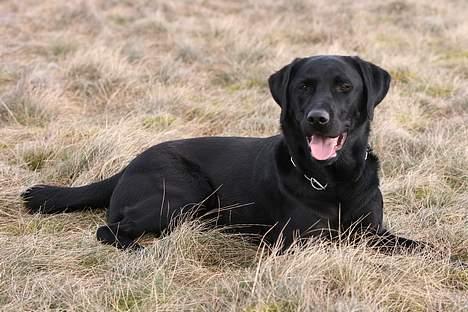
[307, 110, 330, 125]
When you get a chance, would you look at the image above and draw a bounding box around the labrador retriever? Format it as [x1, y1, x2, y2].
[21, 55, 426, 251]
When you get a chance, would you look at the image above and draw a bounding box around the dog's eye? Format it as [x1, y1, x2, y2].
[300, 82, 313, 91]
[336, 83, 353, 93]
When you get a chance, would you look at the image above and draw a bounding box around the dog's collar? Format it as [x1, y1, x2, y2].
[290, 145, 372, 191]
[289, 157, 328, 191]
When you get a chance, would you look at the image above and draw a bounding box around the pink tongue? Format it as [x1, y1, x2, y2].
[309, 135, 339, 160]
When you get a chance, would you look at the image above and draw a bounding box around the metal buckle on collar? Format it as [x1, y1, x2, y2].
[290, 157, 328, 191]
[365, 145, 372, 160]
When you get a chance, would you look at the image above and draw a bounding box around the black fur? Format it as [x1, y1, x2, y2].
[21, 55, 427, 251]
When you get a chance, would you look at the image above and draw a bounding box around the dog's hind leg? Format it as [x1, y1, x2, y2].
[96, 194, 210, 250]
[97, 169, 215, 249]
[96, 223, 142, 250]
[96, 195, 156, 249]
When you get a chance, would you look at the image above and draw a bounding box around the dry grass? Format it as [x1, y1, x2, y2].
[0, 0, 467, 311]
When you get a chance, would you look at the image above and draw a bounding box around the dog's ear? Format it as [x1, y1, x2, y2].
[268, 58, 303, 108]
[351, 56, 391, 120]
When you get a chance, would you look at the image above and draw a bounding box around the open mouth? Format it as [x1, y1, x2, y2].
[307, 133, 347, 161]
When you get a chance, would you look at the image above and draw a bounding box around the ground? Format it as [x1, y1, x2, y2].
[0, 0, 467, 311]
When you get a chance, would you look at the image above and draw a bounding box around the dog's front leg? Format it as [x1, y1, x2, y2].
[340, 187, 432, 253]
[362, 228, 432, 253]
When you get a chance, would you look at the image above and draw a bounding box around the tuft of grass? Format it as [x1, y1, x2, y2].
[175, 41, 202, 64]
[3, 218, 66, 236]
[422, 83, 454, 98]
[66, 62, 118, 102]
[0, 73, 55, 126]
[390, 68, 418, 85]
[142, 114, 176, 130]
[64, 47, 144, 111]
[245, 301, 299, 312]
[21, 147, 54, 171]
[447, 267, 468, 291]
[130, 16, 169, 35]
[0, 67, 19, 87]
[78, 252, 107, 268]
[439, 50, 468, 61]
[49, 40, 77, 58]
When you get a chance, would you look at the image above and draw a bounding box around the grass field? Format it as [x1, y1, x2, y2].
[1, 0, 467, 311]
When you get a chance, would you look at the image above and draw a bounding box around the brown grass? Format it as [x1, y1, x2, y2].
[0, 0, 467, 311]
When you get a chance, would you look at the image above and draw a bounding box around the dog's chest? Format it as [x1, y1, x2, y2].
[284, 198, 342, 233]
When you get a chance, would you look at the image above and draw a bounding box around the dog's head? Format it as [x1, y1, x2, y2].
[269, 55, 390, 165]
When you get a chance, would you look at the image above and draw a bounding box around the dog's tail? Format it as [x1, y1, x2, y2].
[21, 171, 124, 214]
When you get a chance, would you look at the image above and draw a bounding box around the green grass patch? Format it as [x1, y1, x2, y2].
[446, 266, 468, 291]
[49, 39, 78, 59]
[390, 68, 454, 98]
[0, 68, 18, 86]
[142, 114, 176, 130]
[422, 83, 454, 98]
[245, 300, 299, 312]
[131, 18, 168, 35]
[113, 291, 146, 312]
[3, 218, 66, 236]
[212, 70, 237, 87]
[375, 33, 405, 48]
[414, 186, 431, 201]
[390, 68, 418, 84]
[184, 107, 221, 123]
[78, 252, 108, 268]
[117, 295, 142, 312]
[21, 147, 54, 171]
[394, 112, 428, 132]
[439, 50, 468, 61]
[109, 14, 134, 26]
[443, 170, 467, 190]
[225, 79, 266, 93]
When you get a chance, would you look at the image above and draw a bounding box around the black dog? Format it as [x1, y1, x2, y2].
[22, 55, 425, 251]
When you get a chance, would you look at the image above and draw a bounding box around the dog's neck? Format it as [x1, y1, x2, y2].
[332, 122, 371, 183]
[283, 121, 372, 189]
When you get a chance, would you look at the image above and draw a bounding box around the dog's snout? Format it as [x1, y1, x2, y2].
[307, 110, 330, 125]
